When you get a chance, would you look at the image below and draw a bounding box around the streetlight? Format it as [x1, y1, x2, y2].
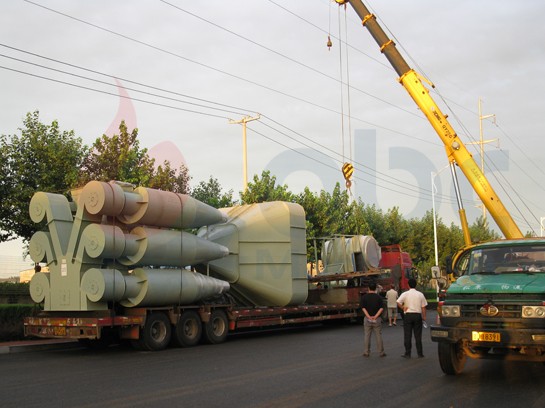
[431, 164, 449, 267]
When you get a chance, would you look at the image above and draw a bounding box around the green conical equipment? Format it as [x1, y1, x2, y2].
[197, 201, 308, 307]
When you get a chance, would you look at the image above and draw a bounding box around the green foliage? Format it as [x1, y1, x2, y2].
[78, 120, 193, 194]
[240, 171, 295, 204]
[469, 216, 501, 243]
[0, 282, 30, 295]
[191, 176, 236, 208]
[0, 111, 87, 243]
[78, 121, 154, 186]
[0, 304, 38, 341]
[149, 162, 191, 194]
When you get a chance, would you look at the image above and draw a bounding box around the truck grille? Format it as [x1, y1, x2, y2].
[460, 303, 520, 319]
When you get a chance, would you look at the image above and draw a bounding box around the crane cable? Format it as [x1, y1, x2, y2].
[334, 3, 354, 193]
[344, 5, 354, 193]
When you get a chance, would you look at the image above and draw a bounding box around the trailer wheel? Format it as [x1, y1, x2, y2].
[172, 310, 202, 347]
[202, 309, 228, 344]
[138, 312, 171, 351]
[438, 341, 466, 375]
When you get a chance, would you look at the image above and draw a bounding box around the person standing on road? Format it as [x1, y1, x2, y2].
[385, 286, 398, 326]
[397, 278, 427, 358]
[360, 282, 386, 358]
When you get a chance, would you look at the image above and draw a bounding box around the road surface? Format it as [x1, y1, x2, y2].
[2, 313, 545, 408]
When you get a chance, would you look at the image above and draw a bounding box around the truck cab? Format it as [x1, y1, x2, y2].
[431, 238, 545, 374]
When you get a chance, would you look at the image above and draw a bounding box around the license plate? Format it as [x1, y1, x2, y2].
[53, 326, 67, 336]
[472, 331, 500, 342]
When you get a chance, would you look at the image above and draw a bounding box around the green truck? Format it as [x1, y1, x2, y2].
[431, 239, 545, 374]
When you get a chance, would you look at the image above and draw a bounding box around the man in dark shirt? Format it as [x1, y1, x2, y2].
[360, 282, 386, 357]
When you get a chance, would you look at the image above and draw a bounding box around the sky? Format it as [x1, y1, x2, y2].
[1, 0, 544, 278]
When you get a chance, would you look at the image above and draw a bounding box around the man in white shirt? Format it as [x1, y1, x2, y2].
[385, 286, 398, 326]
[397, 278, 427, 358]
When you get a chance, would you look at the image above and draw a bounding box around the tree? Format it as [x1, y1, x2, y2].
[469, 216, 501, 243]
[344, 198, 372, 237]
[191, 176, 236, 208]
[309, 184, 352, 237]
[240, 171, 294, 204]
[149, 162, 191, 194]
[0, 111, 87, 243]
[78, 121, 155, 187]
[79, 121, 193, 193]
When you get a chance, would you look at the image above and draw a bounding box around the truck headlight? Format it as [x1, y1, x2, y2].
[522, 306, 545, 318]
[440, 305, 460, 317]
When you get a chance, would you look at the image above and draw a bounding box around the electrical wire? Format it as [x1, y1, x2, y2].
[0, 65, 231, 120]
[159, 0, 423, 121]
[0, 58, 462, 207]
[13, 1, 541, 227]
[0, 43, 449, 203]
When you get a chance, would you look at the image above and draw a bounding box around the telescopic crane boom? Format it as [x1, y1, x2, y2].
[337, 0, 523, 240]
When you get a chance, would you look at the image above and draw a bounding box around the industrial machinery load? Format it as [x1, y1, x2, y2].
[24, 180, 401, 351]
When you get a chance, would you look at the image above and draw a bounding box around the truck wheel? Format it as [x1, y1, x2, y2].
[139, 312, 172, 351]
[438, 342, 466, 375]
[172, 310, 202, 347]
[202, 309, 228, 344]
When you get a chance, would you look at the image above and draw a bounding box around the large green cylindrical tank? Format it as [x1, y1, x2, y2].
[197, 201, 308, 307]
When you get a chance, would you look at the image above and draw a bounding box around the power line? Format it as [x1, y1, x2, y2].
[0, 42, 441, 202]
[13, 1, 542, 227]
[0, 43, 257, 117]
[0, 59, 464, 208]
[0, 51, 250, 118]
[0, 65, 231, 120]
[22, 0, 439, 148]
[160, 0, 422, 120]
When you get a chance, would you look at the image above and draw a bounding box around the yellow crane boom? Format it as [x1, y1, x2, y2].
[337, 0, 523, 240]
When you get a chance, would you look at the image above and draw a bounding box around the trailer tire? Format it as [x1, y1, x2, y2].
[172, 310, 202, 348]
[202, 309, 228, 344]
[438, 341, 466, 375]
[138, 312, 172, 351]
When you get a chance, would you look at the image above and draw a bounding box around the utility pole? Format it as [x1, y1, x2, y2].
[468, 98, 497, 220]
[229, 114, 260, 192]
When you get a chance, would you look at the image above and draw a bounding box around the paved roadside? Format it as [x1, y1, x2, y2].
[0, 338, 78, 354]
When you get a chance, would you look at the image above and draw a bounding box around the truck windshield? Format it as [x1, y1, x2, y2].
[469, 246, 545, 274]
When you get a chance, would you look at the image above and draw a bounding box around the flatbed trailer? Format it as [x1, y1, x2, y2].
[24, 295, 364, 351]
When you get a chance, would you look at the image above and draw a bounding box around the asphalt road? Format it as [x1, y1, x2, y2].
[2, 312, 545, 408]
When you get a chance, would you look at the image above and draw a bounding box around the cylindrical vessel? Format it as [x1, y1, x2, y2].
[357, 235, 381, 269]
[119, 227, 229, 267]
[80, 181, 127, 216]
[80, 223, 127, 259]
[80, 181, 226, 229]
[119, 268, 230, 307]
[116, 187, 227, 228]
